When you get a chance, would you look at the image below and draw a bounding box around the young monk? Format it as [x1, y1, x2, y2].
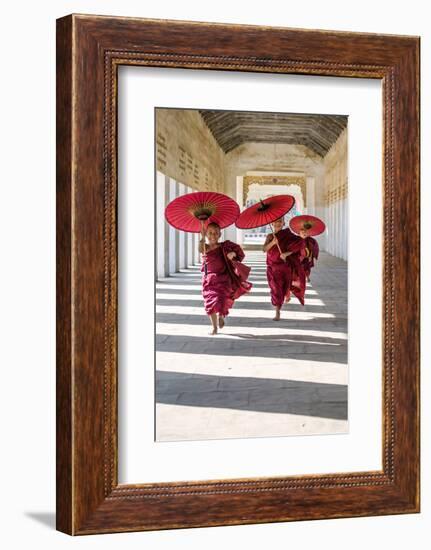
[299, 229, 319, 281]
[262, 217, 307, 321]
[199, 222, 252, 335]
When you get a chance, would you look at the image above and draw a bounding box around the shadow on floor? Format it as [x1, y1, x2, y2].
[156, 287, 319, 298]
[156, 371, 348, 420]
[156, 333, 347, 362]
[156, 297, 340, 313]
[156, 311, 348, 331]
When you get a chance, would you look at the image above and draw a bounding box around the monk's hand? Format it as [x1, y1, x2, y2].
[272, 235, 278, 246]
[227, 251, 236, 261]
[280, 251, 292, 261]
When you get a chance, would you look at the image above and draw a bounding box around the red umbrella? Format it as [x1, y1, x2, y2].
[235, 195, 295, 229]
[235, 195, 295, 254]
[165, 191, 240, 233]
[289, 215, 326, 236]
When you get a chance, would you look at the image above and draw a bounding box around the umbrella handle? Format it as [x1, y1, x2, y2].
[200, 220, 207, 256]
[270, 226, 284, 258]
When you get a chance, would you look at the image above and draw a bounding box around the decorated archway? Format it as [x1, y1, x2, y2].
[242, 176, 305, 244]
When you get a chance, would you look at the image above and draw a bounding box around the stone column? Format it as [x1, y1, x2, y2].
[306, 176, 315, 216]
[175, 181, 180, 272]
[156, 171, 166, 279]
[186, 185, 193, 266]
[168, 178, 178, 274]
[235, 176, 244, 245]
[178, 182, 186, 269]
[314, 173, 327, 252]
[164, 174, 170, 276]
[191, 232, 196, 266]
[193, 233, 200, 266]
[339, 197, 348, 261]
[223, 175, 238, 243]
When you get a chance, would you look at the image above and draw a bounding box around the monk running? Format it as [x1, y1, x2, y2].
[263, 217, 307, 321]
[199, 222, 252, 335]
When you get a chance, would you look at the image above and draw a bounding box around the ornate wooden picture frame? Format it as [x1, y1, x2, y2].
[56, 14, 420, 534]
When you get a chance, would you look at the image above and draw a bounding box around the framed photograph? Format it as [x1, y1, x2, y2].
[56, 14, 420, 535]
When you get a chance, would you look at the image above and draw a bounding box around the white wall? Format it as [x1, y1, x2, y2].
[325, 197, 348, 260]
[0, 1, 428, 550]
[322, 129, 348, 260]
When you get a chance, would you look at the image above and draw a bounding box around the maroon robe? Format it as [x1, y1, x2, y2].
[301, 236, 319, 280]
[265, 228, 307, 307]
[201, 240, 252, 316]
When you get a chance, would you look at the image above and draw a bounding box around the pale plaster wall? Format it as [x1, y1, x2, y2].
[224, 142, 323, 202]
[156, 108, 226, 192]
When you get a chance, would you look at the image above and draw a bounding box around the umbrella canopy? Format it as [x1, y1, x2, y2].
[289, 214, 326, 237]
[235, 195, 295, 229]
[165, 191, 240, 233]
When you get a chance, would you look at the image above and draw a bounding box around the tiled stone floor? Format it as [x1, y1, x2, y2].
[156, 251, 348, 441]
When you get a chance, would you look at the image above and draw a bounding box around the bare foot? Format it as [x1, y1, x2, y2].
[209, 328, 218, 335]
[218, 315, 225, 329]
[273, 309, 281, 321]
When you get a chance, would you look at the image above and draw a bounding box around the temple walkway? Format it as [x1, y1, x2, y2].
[155, 250, 348, 442]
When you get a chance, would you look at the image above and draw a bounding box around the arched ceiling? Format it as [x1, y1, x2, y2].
[199, 110, 347, 157]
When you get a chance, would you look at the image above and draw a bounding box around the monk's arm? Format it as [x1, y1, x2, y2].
[262, 234, 277, 252]
[232, 243, 245, 262]
[198, 237, 206, 254]
[280, 250, 293, 260]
